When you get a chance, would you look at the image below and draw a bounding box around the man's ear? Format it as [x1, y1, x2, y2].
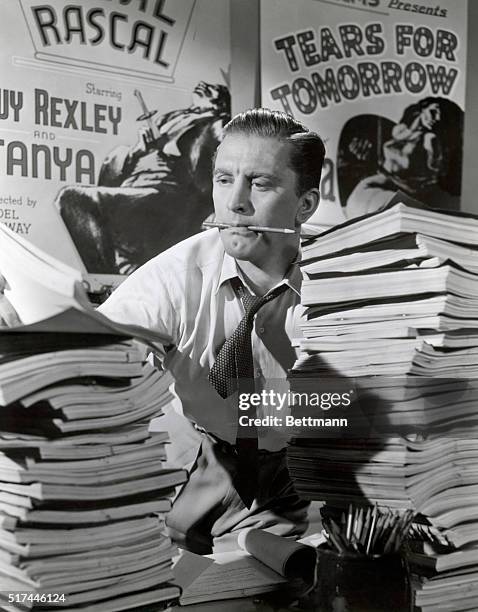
[296, 188, 320, 225]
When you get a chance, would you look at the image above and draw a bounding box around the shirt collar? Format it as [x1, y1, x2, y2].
[216, 249, 239, 293]
[216, 249, 302, 297]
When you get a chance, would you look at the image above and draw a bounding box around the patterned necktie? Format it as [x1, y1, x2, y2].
[208, 281, 288, 508]
[208, 281, 288, 398]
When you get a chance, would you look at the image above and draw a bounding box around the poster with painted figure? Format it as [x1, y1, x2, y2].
[0, 0, 230, 287]
[261, 0, 467, 230]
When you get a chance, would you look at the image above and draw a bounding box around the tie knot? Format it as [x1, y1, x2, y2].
[240, 284, 288, 320]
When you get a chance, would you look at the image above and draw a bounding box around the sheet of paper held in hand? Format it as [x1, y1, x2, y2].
[0, 222, 169, 348]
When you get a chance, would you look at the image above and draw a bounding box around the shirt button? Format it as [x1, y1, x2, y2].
[258, 327, 265, 335]
[255, 369, 262, 378]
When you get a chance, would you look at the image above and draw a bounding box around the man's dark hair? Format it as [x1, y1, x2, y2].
[222, 108, 326, 196]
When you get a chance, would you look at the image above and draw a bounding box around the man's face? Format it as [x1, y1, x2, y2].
[212, 134, 302, 267]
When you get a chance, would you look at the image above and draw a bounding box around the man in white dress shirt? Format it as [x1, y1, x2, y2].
[0, 108, 325, 554]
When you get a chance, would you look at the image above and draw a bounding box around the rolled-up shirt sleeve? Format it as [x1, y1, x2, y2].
[97, 256, 179, 363]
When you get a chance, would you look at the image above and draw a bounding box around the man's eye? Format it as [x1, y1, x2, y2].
[252, 182, 270, 190]
[215, 176, 232, 185]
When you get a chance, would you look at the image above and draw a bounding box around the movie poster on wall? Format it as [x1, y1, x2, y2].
[0, 0, 231, 286]
[261, 0, 467, 230]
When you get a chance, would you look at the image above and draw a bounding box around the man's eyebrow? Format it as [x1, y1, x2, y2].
[212, 168, 280, 181]
[248, 172, 277, 180]
[213, 167, 232, 176]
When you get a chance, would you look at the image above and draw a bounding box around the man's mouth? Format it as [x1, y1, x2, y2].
[226, 226, 258, 235]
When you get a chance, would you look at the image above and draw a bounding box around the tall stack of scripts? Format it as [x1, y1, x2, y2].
[0, 224, 186, 611]
[287, 200, 478, 611]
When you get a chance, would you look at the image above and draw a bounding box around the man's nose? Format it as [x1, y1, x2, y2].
[227, 181, 252, 214]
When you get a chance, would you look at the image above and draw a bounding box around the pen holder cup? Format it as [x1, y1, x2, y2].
[312, 546, 411, 612]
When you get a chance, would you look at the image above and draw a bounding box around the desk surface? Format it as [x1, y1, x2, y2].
[168, 598, 299, 612]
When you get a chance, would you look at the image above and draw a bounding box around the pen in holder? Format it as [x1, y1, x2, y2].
[313, 505, 413, 612]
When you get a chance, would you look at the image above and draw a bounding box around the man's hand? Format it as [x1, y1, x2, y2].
[0, 274, 21, 327]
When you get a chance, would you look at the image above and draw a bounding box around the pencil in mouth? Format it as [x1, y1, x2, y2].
[202, 221, 296, 234]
